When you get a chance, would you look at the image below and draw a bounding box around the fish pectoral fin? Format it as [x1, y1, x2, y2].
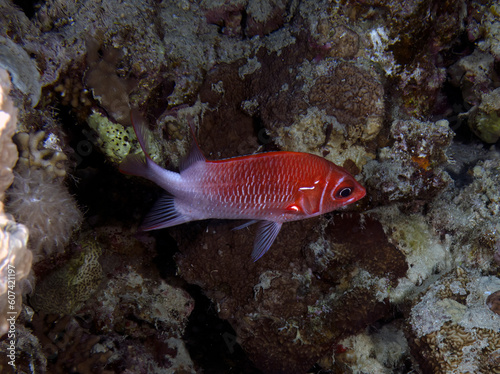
[296, 192, 321, 215]
[252, 221, 283, 262]
[140, 194, 190, 231]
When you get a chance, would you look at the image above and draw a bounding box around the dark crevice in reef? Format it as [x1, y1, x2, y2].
[13, 0, 44, 19]
[183, 284, 262, 374]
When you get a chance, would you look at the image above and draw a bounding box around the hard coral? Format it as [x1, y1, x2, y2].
[0, 36, 41, 107]
[31, 313, 113, 374]
[6, 169, 82, 260]
[0, 68, 17, 205]
[0, 215, 31, 337]
[30, 235, 103, 315]
[13, 130, 68, 177]
[429, 156, 500, 273]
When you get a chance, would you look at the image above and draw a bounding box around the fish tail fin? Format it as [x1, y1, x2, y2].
[141, 194, 190, 230]
[119, 109, 156, 176]
[119, 153, 150, 178]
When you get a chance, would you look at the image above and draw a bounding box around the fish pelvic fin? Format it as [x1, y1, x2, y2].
[140, 194, 190, 231]
[252, 221, 283, 262]
[233, 220, 258, 230]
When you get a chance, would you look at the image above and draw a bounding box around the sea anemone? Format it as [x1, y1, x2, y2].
[6, 169, 83, 261]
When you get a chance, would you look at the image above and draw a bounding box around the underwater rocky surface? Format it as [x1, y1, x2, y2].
[0, 0, 500, 373]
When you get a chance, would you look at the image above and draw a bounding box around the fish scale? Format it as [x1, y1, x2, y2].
[120, 110, 366, 261]
[190, 155, 330, 212]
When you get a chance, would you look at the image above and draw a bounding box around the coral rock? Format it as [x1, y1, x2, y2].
[364, 118, 453, 204]
[408, 268, 500, 374]
[174, 213, 409, 373]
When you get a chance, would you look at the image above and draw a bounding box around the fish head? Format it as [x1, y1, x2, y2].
[293, 162, 366, 216]
[322, 164, 366, 211]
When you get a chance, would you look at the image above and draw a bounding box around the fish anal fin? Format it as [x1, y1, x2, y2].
[141, 194, 191, 231]
[252, 221, 283, 261]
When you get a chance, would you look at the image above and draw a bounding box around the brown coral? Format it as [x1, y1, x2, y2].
[31, 313, 113, 374]
[309, 62, 384, 141]
[487, 291, 500, 316]
[408, 269, 500, 374]
[84, 39, 135, 126]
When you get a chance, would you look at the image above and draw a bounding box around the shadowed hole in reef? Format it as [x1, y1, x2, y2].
[183, 284, 262, 374]
[13, 0, 43, 18]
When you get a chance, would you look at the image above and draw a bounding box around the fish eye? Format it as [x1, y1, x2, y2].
[336, 187, 352, 199]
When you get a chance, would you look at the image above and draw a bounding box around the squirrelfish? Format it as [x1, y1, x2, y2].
[119, 111, 366, 261]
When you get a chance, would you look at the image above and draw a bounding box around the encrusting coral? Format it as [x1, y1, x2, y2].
[0, 68, 32, 337]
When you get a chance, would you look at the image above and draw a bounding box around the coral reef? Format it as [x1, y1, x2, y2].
[84, 39, 134, 126]
[429, 155, 500, 273]
[0, 322, 46, 373]
[0, 68, 32, 338]
[330, 323, 410, 373]
[0, 68, 18, 204]
[31, 313, 114, 374]
[1, 0, 500, 372]
[308, 62, 384, 139]
[447, 1, 500, 143]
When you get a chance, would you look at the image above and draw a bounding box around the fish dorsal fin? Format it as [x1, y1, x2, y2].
[252, 221, 283, 261]
[179, 117, 206, 172]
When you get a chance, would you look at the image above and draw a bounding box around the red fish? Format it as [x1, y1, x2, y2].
[120, 111, 366, 261]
